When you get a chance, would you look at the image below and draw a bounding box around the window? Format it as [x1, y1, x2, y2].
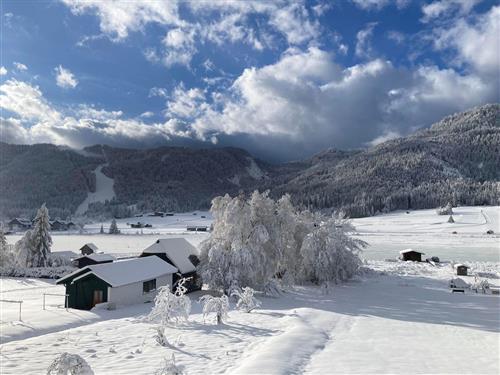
[143, 279, 156, 294]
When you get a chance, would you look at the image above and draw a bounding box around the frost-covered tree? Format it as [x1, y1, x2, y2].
[14, 230, 34, 267]
[232, 287, 261, 313]
[148, 282, 191, 325]
[299, 214, 365, 285]
[31, 203, 52, 267]
[99, 224, 104, 234]
[46, 352, 94, 375]
[199, 294, 229, 324]
[437, 202, 454, 216]
[0, 228, 15, 268]
[108, 219, 120, 234]
[155, 354, 183, 375]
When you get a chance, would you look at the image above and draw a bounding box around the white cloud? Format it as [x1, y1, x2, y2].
[355, 22, 378, 59]
[165, 84, 208, 120]
[140, 111, 154, 118]
[387, 30, 405, 44]
[149, 87, 168, 98]
[0, 66, 7, 75]
[351, 0, 409, 10]
[421, 0, 481, 22]
[13, 62, 28, 71]
[55, 65, 79, 89]
[160, 27, 197, 67]
[431, 5, 500, 77]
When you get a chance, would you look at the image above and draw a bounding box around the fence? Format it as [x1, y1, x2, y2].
[43, 293, 69, 310]
[0, 299, 23, 321]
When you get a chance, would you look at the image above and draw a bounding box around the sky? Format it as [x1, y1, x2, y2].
[0, 0, 498, 162]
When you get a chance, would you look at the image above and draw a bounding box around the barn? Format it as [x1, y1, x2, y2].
[455, 264, 469, 276]
[80, 243, 98, 255]
[140, 238, 202, 292]
[56, 256, 177, 310]
[399, 249, 425, 262]
[72, 253, 116, 268]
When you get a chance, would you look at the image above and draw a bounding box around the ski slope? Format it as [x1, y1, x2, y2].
[75, 165, 116, 216]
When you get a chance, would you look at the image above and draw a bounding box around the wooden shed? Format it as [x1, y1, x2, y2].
[80, 243, 98, 255]
[140, 238, 202, 292]
[399, 249, 425, 262]
[56, 256, 177, 310]
[72, 253, 116, 269]
[454, 264, 469, 276]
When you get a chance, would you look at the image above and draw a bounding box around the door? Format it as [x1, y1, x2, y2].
[92, 290, 103, 307]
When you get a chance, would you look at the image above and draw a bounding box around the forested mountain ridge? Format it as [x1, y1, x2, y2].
[269, 103, 499, 216]
[0, 104, 498, 219]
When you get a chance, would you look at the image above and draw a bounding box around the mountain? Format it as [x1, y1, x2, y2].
[0, 104, 498, 220]
[268, 103, 499, 216]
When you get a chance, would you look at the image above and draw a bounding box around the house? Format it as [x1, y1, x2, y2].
[187, 225, 208, 232]
[140, 238, 201, 292]
[72, 253, 116, 269]
[455, 264, 469, 276]
[399, 249, 425, 262]
[80, 243, 98, 255]
[50, 219, 77, 231]
[56, 256, 177, 310]
[7, 218, 32, 231]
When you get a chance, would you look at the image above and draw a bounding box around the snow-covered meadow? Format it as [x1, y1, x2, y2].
[2, 206, 499, 374]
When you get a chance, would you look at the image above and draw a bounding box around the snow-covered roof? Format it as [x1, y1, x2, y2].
[454, 264, 468, 268]
[80, 243, 98, 251]
[141, 238, 198, 274]
[399, 249, 425, 255]
[73, 253, 115, 262]
[57, 256, 177, 287]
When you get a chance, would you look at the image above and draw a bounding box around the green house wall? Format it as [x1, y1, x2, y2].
[64, 274, 109, 310]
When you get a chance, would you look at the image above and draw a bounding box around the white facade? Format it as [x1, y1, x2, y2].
[107, 274, 172, 307]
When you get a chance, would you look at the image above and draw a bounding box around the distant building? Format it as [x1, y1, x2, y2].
[454, 264, 469, 276]
[399, 249, 425, 262]
[140, 238, 201, 292]
[50, 219, 77, 231]
[186, 225, 208, 232]
[7, 218, 32, 231]
[80, 243, 98, 255]
[72, 253, 116, 269]
[56, 256, 177, 310]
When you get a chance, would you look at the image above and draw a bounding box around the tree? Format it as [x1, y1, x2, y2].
[108, 219, 120, 234]
[299, 214, 365, 285]
[199, 294, 229, 324]
[31, 203, 52, 267]
[0, 228, 14, 268]
[14, 230, 33, 267]
[99, 224, 104, 234]
[148, 280, 191, 326]
[47, 352, 94, 375]
[232, 287, 261, 313]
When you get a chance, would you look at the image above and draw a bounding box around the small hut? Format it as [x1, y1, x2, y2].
[80, 243, 98, 255]
[72, 253, 115, 269]
[399, 249, 425, 262]
[454, 264, 469, 276]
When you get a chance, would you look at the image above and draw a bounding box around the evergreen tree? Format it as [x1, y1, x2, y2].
[99, 224, 104, 234]
[108, 219, 120, 234]
[0, 228, 7, 250]
[31, 203, 52, 267]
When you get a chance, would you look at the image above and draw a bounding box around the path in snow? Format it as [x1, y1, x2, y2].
[75, 164, 115, 216]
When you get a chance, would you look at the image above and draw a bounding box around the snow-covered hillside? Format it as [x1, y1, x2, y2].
[1, 261, 498, 374]
[75, 165, 116, 216]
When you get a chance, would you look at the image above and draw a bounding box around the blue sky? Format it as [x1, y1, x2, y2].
[1, 0, 498, 161]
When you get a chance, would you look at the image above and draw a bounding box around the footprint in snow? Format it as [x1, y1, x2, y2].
[14, 346, 28, 351]
[85, 349, 97, 353]
[125, 355, 134, 359]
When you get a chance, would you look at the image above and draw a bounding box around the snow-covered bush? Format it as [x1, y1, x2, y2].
[231, 287, 261, 312]
[155, 354, 183, 375]
[436, 202, 454, 216]
[148, 281, 191, 325]
[154, 326, 170, 347]
[263, 279, 283, 298]
[199, 294, 229, 324]
[300, 214, 365, 285]
[46, 352, 94, 375]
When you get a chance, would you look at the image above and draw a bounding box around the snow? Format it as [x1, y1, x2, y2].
[1, 260, 498, 374]
[73, 253, 115, 262]
[81, 243, 98, 252]
[246, 157, 266, 180]
[75, 165, 115, 216]
[141, 238, 198, 274]
[399, 248, 424, 254]
[57, 256, 177, 287]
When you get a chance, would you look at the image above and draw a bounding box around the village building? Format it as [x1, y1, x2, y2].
[187, 225, 208, 232]
[72, 253, 116, 269]
[140, 238, 201, 292]
[7, 218, 32, 231]
[50, 219, 77, 231]
[56, 256, 177, 310]
[455, 264, 469, 276]
[399, 249, 425, 262]
[80, 243, 98, 255]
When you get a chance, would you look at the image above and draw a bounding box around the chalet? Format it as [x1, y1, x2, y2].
[140, 238, 201, 292]
[399, 249, 425, 262]
[72, 253, 116, 269]
[8, 218, 32, 231]
[454, 264, 469, 276]
[187, 225, 208, 232]
[50, 219, 77, 231]
[56, 256, 177, 310]
[80, 243, 98, 255]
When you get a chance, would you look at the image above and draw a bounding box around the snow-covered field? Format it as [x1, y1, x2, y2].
[2, 206, 499, 374]
[1, 261, 499, 374]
